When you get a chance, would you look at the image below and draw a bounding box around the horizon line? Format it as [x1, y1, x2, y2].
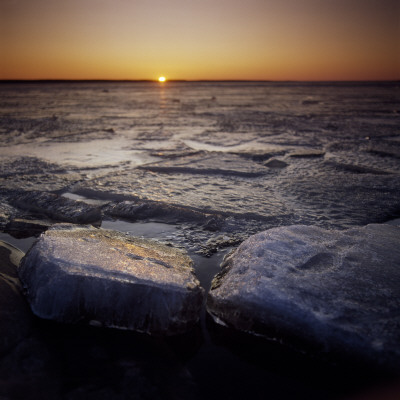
[1, 79, 399, 84]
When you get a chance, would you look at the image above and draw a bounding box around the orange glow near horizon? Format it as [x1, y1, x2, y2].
[0, 0, 399, 81]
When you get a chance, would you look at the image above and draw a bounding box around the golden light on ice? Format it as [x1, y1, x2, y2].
[158, 76, 166, 82]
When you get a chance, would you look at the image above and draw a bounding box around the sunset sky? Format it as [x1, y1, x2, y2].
[1, 0, 399, 81]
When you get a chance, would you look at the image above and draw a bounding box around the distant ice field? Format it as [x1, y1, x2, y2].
[1, 81, 399, 234]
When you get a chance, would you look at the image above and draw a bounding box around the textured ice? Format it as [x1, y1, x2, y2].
[207, 224, 400, 370]
[1, 82, 399, 239]
[19, 224, 204, 335]
[0, 156, 83, 192]
[9, 191, 102, 224]
[75, 155, 400, 230]
[75, 169, 293, 222]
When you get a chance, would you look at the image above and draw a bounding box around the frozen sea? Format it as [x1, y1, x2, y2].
[1, 81, 400, 399]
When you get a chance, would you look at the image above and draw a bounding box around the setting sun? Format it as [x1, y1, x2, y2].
[1, 1, 398, 81]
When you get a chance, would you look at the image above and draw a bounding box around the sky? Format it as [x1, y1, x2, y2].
[1, 0, 399, 81]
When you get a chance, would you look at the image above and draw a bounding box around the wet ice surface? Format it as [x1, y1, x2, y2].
[1, 81, 400, 399]
[19, 225, 204, 336]
[2, 82, 399, 241]
[207, 224, 400, 370]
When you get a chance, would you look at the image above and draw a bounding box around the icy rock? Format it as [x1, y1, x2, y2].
[0, 241, 33, 355]
[10, 191, 102, 224]
[19, 224, 204, 335]
[207, 224, 400, 370]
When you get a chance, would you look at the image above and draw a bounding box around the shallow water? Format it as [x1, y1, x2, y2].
[0, 231, 36, 252]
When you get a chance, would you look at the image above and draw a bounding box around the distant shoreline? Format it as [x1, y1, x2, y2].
[1, 79, 399, 85]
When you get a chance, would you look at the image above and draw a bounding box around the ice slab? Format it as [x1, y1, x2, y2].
[10, 191, 102, 224]
[19, 224, 204, 335]
[207, 224, 400, 370]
